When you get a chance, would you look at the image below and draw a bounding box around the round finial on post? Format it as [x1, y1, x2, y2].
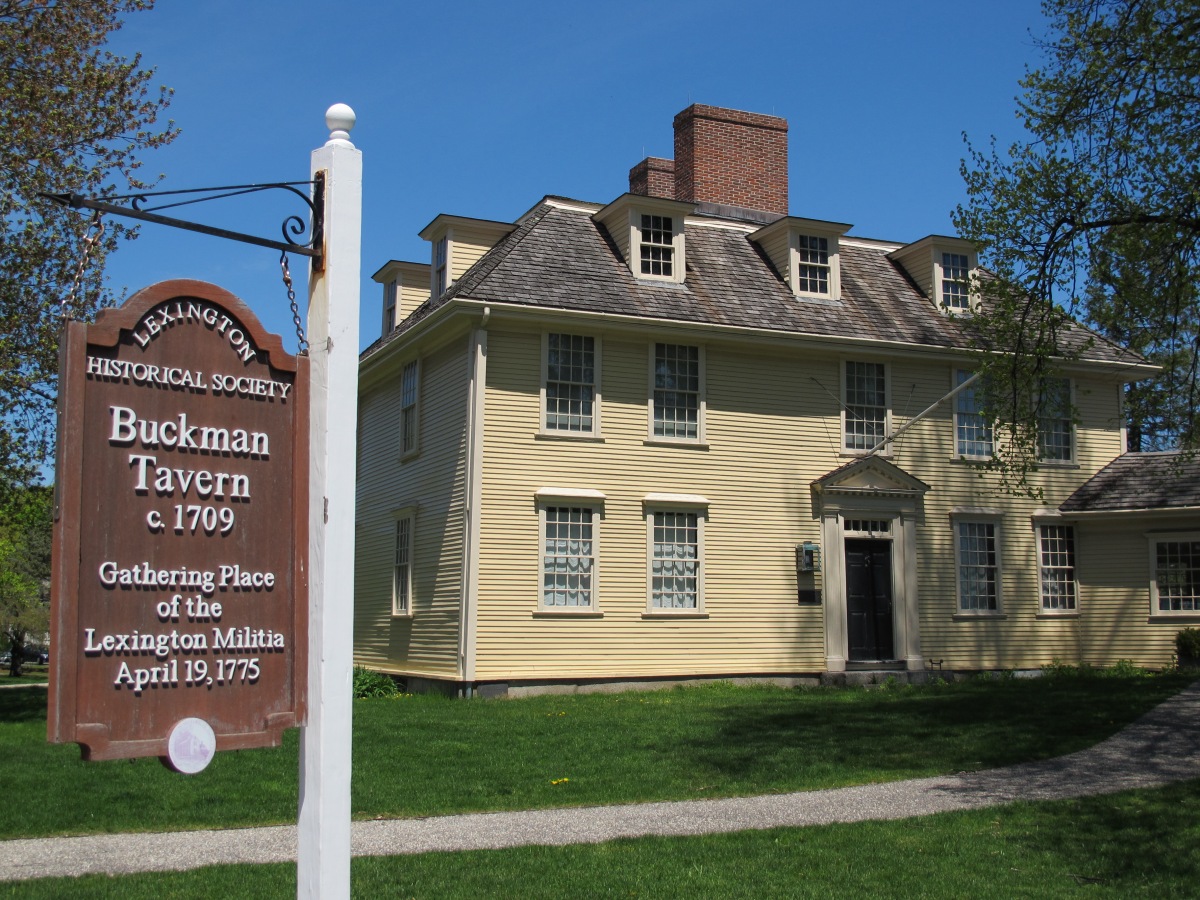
[324, 103, 356, 148]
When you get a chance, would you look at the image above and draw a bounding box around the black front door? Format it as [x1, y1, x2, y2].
[845, 539, 894, 662]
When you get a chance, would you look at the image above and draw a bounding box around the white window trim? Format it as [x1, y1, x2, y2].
[1035, 522, 1078, 615]
[1148, 530, 1200, 617]
[791, 230, 841, 300]
[935, 249, 977, 314]
[391, 507, 417, 618]
[646, 342, 706, 445]
[400, 359, 420, 459]
[540, 333, 602, 438]
[952, 513, 1004, 616]
[536, 489, 604, 614]
[840, 360, 891, 456]
[952, 368, 993, 461]
[1037, 376, 1076, 465]
[643, 496, 708, 617]
[634, 212, 686, 285]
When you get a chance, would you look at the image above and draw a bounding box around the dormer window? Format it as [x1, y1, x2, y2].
[750, 217, 851, 301]
[418, 215, 517, 300]
[940, 252, 971, 313]
[889, 236, 978, 315]
[640, 214, 675, 277]
[382, 279, 398, 333]
[796, 234, 830, 295]
[594, 194, 692, 285]
[434, 237, 448, 296]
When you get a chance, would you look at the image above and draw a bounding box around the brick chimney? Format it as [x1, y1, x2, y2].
[672, 105, 788, 215]
[629, 157, 676, 199]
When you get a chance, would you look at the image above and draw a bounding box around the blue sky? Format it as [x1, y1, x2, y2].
[98, 0, 1048, 353]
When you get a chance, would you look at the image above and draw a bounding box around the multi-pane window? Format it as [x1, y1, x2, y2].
[434, 237, 448, 295]
[957, 521, 999, 611]
[400, 361, 419, 455]
[844, 361, 887, 452]
[1155, 539, 1200, 612]
[797, 234, 830, 295]
[392, 515, 413, 615]
[653, 343, 700, 439]
[545, 334, 596, 433]
[941, 252, 971, 312]
[955, 369, 993, 458]
[1038, 524, 1076, 611]
[651, 511, 700, 609]
[640, 215, 674, 278]
[542, 506, 595, 608]
[1038, 377, 1073, 461]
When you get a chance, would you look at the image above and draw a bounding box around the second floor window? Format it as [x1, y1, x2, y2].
[1038, 377, 1073, 462]
[844, 361, 887, 452]
[545, 334, 596, 433]
[955, 369, 993, 458]
[652, 343, 700, 439]
[400, 361, 419, 455]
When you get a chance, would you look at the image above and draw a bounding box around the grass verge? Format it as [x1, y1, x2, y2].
[0, 672, 1192, 839]
[4, 779, 1198, 898]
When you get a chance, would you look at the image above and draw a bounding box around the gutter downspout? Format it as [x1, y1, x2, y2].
[458, 307, 489, 694]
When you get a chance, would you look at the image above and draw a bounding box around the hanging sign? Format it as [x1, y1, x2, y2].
[49, 280, 308, 767]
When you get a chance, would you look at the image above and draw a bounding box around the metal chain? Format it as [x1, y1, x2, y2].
[60, 212, 105, 320]
[280, 250, 308, 353]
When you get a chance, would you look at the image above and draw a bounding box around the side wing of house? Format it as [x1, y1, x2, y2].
[354, 326, 474, 682]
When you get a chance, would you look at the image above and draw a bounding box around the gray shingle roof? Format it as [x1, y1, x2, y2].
[1059, 451, 1200, 512]
[362, 200, 1142, 366]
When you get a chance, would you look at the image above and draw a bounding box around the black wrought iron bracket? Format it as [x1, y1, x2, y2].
[40, 175, 325, 271]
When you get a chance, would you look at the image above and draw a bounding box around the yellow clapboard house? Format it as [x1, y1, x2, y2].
[354, 105, 1198, 696]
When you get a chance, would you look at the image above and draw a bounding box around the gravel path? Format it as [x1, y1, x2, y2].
[2, 681, 1198, 882]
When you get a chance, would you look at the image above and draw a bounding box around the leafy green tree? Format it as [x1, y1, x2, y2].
[0, 485, 52, 676]
[955, 0, 1200, 486]
[0, 0, 176, 485]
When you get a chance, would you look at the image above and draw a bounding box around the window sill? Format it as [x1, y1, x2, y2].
[399, 450, 420, 463]
[1035, 460, 1080, 470]
[532, 609, 604, 618]
[840, 450, 892, 459]
[391, 611, 414, 620]
[536, 432, 605, 443]
[1148, 613, 1200, 623]
[642, 610, 709, 619]
[643, 439, 709, 450]
[948, 455, 993, 464]
[1035, 611, 1079, 619]
[952, 612, 1007, 621]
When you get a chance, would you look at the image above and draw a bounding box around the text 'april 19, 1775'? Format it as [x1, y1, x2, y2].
[50, 280, 308, 763]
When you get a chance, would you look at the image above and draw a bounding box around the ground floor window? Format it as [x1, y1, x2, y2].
[1153, 536, 1200, 612]
[650, 510, 701, 609]
[1038, 524, 1076, 611]
[542, 506, 596, 608]
[392, 513, 414, 615]
[956, 520, 999, 612]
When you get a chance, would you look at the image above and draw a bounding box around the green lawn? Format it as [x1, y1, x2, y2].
[0, 671, 1191, 840]
[4, 779, 1198, 898]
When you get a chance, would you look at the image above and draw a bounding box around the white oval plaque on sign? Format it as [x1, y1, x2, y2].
[166, 717, 217, 774]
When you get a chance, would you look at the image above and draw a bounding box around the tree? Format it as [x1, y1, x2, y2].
[0, 0, 176, 486]
[0, 484, 51, 677]
[955, 0, 1200, 486]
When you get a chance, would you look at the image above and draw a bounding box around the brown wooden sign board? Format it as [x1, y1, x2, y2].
[49, 279, 308, 763]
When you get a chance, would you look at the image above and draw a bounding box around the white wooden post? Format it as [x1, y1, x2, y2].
[298, 103, 361, 900]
